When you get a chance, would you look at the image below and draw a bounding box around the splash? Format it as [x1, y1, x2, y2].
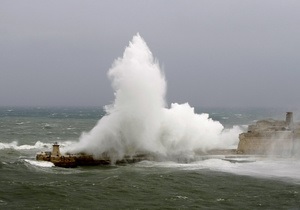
[65, 34, 242, 160]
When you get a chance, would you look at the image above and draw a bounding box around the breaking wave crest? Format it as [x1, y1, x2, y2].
[0, 141, 75, 151]
[136, 158, 300, 183]
[24, 159, 54, 167]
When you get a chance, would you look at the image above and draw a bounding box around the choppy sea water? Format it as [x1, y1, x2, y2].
[1, 107, 300, 209]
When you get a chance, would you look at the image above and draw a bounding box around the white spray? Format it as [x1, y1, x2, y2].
[65, 34, 242, 160]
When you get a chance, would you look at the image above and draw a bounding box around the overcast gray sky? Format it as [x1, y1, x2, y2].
[1, 0, 300, 108]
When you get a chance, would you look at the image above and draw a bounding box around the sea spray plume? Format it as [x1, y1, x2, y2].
[65, 34, 167, 159]
[65, 33, 242, 161]
[160, 103, 238, 156]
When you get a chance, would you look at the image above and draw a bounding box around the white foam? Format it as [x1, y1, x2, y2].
[136, 158, 300, 182]
[18, 141, 52, 150]
[0, 141, 18, 149]
[226, 159, 300, 180]
[0, 141, 50, 150]
[24, 159, 54, 167]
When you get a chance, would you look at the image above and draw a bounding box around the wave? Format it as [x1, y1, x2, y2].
[24, 159, 54, 167]
[0, 141, 76, 151]
[0, 141, 51, 150]
[135, 158, 300, 183]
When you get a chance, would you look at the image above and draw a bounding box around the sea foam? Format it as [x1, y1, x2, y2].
[24, 159, 54, 167]
[0, 141, 50, 150]
[0, 141, 74, 151]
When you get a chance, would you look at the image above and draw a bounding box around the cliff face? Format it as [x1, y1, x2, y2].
[237, 112, 300, 155]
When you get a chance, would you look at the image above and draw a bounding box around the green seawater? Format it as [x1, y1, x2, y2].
[1, 107, 300, 209]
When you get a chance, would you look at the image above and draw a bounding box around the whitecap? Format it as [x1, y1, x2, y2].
[135, 158, 300, 182]
[0, 141, 18, 149]
[0, 141, 52, 150]
[43, 123, 52, 129]
[24, 159, 54, 167]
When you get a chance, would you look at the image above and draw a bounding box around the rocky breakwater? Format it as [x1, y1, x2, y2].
[36, 143, 151, 167]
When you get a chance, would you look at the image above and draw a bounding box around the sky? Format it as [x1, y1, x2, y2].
[1, 0, 300, 108]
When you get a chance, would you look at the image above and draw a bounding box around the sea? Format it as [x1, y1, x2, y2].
[1, 106, 300, 210]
